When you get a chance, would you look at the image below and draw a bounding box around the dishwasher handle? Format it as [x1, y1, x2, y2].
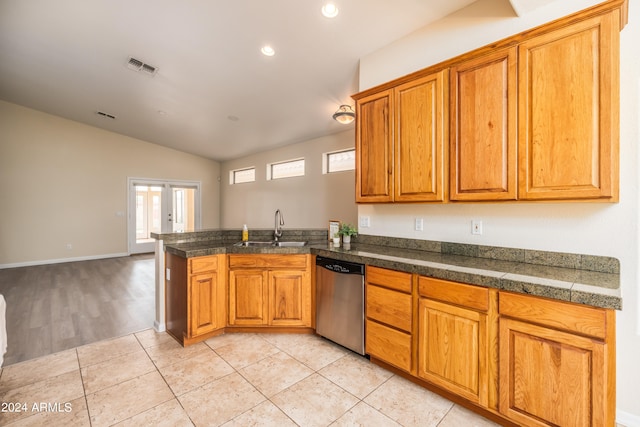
[316, 256, 364, 275]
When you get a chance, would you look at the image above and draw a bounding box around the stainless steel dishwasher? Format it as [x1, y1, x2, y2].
[315, 256, 365, 355]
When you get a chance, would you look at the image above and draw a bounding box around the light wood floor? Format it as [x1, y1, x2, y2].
[0, 254, 155, 366]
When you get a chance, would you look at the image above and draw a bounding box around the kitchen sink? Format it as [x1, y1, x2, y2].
[234, 241, 306, 247]
[274, 241, 306, 247]
[234, 241, 275, 247]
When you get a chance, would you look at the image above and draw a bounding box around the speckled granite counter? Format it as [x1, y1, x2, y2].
[153, 230, 621, 310]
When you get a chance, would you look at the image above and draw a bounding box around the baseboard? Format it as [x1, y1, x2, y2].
[154, 321, 166, 333]
[0, 252, 130, 269]
[618, 410, 640, 427]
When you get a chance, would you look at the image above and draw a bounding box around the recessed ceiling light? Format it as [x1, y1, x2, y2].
[322, 3, 339, 18]
[261, 46, 275, 56]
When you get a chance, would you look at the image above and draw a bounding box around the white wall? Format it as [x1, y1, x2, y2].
[220, 131, 357, 230]
[0, 100, 221, 266]
[359, 0, 640, 423]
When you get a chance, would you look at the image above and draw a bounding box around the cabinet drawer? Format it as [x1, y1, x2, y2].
[366, 319, 412, 372]
[229, 254, 308, 269]
[366, 284, 412, 332]
[419, 277, 488, 311]
[499, 291, 608, 339]
[366, 266, 412, 293]
[189, 255, 218, 274]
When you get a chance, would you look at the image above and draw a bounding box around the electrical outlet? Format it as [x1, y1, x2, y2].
[359, 216, 370, 228]
[415, 218, 424, 231]
[66, 243, 73, 250]
[471, 220, 483, 235]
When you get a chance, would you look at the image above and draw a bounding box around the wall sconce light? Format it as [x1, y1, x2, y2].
[332, 105, 355, 124]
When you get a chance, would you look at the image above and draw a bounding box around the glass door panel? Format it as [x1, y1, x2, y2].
[128, 179, 201, 254]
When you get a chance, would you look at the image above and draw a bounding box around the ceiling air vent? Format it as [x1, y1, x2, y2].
[96, 111, 116, 120]
[126, 56, 158, 76]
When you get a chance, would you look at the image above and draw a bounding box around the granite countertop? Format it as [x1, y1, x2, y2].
[160, 235, 621, 311]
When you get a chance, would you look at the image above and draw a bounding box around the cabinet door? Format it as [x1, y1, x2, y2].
[189, 272, 219, 337]
[356, 90, 394, 202]
[450, 48, 517, 201]
[417, 298, 487, 405]
[395, 70, 447, 202]
[366, 319, 412, 373]
[228, 270, 268, 325]
[268, 270, 311, 327]
[499, 317, 608, 427]
[518, 13, 619, 200]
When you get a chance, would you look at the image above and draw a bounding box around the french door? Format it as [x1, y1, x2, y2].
[128, 178, 201, 254]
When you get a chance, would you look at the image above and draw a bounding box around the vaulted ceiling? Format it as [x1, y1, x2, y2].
[0, 0, 527, 162]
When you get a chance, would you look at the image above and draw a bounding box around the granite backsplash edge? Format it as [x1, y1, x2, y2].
[152, 229, 619, 274]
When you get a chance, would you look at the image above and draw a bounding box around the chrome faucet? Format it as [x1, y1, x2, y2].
[274, 209, 284, 241]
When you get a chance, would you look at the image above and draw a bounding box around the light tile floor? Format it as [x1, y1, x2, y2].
[0, 330, 502, 427]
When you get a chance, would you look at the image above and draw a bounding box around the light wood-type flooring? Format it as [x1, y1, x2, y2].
[0, 254, 155, 366]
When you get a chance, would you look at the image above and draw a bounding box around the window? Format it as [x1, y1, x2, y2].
[323, 149, 355, 174]
[267, 158, 305, 180]
[230, 167, 256, 184]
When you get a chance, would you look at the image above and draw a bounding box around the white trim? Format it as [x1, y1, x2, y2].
[154, 239, 166, 332]
[0, 252, 130, 269]
[618, 410, 640, 427]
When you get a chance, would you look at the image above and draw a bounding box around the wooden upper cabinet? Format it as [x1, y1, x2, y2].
[356, 90, 393, 202]
[395, 70, 447, 202]
[450, 48, 517, 201]
[518, 11, 620, 201]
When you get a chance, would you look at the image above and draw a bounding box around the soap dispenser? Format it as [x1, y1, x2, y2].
[242, 224, 249, 242]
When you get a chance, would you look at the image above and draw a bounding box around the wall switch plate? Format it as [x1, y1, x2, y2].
[66, 243, 73, 250]
[359, 216, 370, 228]
[415, 218, 424, 231]
[472, 220, 483, 235]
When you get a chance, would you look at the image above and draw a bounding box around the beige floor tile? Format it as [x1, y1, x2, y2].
[134, 328, 176, 349]
[80, 349, 156, 394]
[76, 334, 143, 367]
[85, 370, 174, 427]
[319, 353, 393, 399]
[145, 339, 212, 368]
[222, 400, 297, 427]
[159, 349, 235, 396]
[0, 370, 85, 424]
[114, 399, 194, 427]
[331, 401, 401, 427]
[205, 332, 260, 350]
[260, 332, 317, 349]
[0, 348, 78, 393]
[239, 351, 313, 397]
[4, 396, 90, 427]
[438, 404, 501, 427]
[271, 373, 360, 427]
[214, 335, 280, 370]
[178, 372, 265, 426]
[278, 335, 350, 371]
[364, 375, 453, 427]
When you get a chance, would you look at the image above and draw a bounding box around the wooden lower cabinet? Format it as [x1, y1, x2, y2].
[166, 253, 226, 346]
[269, 270, 311, 326]
[365, 266, 414, 373]
[228, 254, 312, 328]
[228, 269, 269, 325]
[417, 277, 495, 407]
[365, 271, 616, 426]
[498, 292, 615, 427]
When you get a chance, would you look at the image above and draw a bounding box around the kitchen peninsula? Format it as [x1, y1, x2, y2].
[153, 228, 620, 427]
